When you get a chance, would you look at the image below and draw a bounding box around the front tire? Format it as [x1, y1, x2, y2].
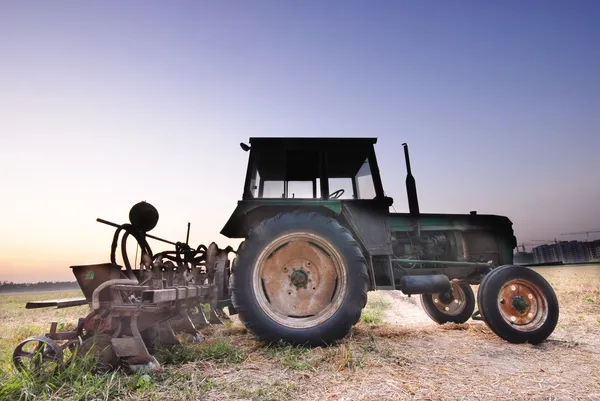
[230, 212, 368, 346]
[477, 265, 559, 344]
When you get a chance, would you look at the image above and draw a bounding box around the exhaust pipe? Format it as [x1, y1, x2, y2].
[402, 143, 420, 216]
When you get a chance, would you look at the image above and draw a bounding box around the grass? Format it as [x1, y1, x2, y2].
[259, 341, 315, 371]
[154, 336, 245, 365]
[0, 266, 599, 400]
[530, 265, 600, 331]
[360, 293, 391, 324]
[0, 351, 159, 401]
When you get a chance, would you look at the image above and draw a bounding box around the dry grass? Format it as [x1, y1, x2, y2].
[0, 290, 87, 357]
[0, 266, 599, 400]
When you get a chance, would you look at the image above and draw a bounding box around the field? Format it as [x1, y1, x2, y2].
[0, 265, 599, 401]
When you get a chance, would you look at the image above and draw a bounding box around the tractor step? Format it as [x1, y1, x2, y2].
[26, 297, 88, 309]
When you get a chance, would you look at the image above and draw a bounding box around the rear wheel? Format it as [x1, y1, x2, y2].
[420, 280, 475, 324]
[477, 265, 559, 344]
[230, 212, 368, 346]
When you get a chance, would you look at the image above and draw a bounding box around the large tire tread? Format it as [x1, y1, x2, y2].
[230, 211, 368, 346]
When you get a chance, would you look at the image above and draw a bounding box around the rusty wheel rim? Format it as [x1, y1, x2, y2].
[497, 278, 549, 331]
[12, 336, 64, 373]
[252, 232, 347, 329]
[432, 281, 467, 316]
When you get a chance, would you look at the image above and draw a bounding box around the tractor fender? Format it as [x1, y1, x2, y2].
[220, 204, 376, 288]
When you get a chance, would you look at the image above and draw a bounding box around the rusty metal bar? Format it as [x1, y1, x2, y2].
[92, 279, 139, 310]
[26, 298, 88, 309]
[141, 286, 206, 303]
[96, 218, 177, 246]
[111, 285, 151, 292]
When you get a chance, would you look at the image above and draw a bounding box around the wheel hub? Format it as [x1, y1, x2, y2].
[439, 291, 455, 304]
[432, 281, 466, 316]
[512, 296, 529, 313]
[290, 269, 309, 288]
[498, 279, 548, 329]
[253, 232, 347, 328]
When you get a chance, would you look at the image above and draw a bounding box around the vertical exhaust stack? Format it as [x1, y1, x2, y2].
[403, 143, 420, 216]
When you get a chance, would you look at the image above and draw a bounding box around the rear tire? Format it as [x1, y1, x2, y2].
[230, 212, 368, 346]
[477, 265, 559, 344]
[420, 280, 475, 324]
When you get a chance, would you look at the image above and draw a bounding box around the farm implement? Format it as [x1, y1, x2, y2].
[13, 202, 235, 373]
[14, 137, 560, 374]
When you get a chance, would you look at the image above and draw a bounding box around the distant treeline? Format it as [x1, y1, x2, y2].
[0, 281, 80, 293]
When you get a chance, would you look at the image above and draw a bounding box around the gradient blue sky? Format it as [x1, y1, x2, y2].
[1, 1, 599, 282]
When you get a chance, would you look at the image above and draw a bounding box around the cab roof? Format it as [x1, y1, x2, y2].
[247, 137, 378, 180]
[248, 137, 377, 147]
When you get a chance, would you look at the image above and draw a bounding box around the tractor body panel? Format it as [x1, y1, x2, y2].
[221, 200, 516, 289]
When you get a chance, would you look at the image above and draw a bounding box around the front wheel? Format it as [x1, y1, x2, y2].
[420, 280, 475, 324]
[477, 265, 559, 344]
[230, 212, 369, 346]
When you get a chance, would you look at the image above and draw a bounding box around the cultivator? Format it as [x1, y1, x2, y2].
[13, 202, 234, 373]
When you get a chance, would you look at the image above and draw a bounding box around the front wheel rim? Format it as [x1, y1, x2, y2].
[497, 278, 549, 331]
[432, 281, 468, 316]
[252, 232, 348, 329]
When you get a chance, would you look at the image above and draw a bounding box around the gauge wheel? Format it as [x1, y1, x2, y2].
[230, 211, 369, 346]
[477, 264, 559, 344]
[420, 280, 476, 324]
[12, 336, 64, 374]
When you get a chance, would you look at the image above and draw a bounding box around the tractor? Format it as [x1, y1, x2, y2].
[13, 137, 559, 374]
[223, 137, 559, 346]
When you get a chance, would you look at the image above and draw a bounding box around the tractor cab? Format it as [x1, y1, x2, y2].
[222, 137, 394, 238]
[240, 137, 387, 201]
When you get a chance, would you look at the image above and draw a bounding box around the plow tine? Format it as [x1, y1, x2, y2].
[216, 307, 232, 322]
[158, 321, 181, 346]
[190, 307, 210, 329]
[176, 310, 205, 343]
[209, 309, 224, 325]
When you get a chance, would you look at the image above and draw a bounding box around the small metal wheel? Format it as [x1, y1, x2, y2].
[420, 280, 476, 324]
[12, 336, 64, 374]
[477, 265, 559, 344]
[230, 212, 368, 346]
[77, 334, 120, 371]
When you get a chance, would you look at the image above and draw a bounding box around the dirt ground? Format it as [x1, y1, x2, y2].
[168, 265, 600, 401]
[186, 265, 600, 401]
[1, 265, 599, 400]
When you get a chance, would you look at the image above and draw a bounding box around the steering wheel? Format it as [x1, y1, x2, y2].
[328, 189, 345, 199]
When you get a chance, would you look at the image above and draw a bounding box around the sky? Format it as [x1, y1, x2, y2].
[1, 1, 599, 282]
